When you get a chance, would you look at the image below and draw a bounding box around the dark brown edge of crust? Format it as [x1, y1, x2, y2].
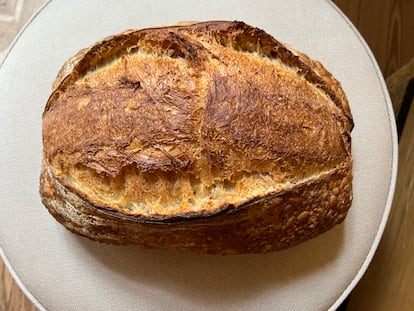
[40, 161, 353, 253]
[49, 162, 350, 225]
[42, 20, 353, 129]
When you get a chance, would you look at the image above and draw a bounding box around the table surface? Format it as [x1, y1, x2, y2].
[1, 1, 413, 310]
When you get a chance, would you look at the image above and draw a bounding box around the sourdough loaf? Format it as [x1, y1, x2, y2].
[40, 21, 353, 254]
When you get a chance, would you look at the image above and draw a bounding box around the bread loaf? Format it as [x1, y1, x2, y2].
[40, 21, 353, 254]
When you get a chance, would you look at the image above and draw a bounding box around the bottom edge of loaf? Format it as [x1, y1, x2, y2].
[39, 163, 352, 254]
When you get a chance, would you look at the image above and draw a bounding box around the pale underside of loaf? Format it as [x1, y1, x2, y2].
[40, 21, 353, 253]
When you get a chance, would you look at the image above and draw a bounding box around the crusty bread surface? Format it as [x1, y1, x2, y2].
[40, 21, 353, 254]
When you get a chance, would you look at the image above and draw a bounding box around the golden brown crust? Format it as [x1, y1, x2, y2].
[40, 21, 353, 253]
[40, 161, 352, 254]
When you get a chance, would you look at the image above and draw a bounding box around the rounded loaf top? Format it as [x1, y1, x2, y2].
[40, 22, 353, 253]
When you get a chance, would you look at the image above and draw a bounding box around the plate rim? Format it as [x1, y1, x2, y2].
[0, 1, 53, 308]
[326, 2, 398, 310]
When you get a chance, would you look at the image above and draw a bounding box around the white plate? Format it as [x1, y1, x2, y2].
[0, 0, 397, 310]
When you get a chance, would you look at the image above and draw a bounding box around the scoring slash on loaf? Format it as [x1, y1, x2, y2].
[40, 21, 353, 254]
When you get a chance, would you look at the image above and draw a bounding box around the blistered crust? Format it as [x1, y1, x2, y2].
[41, 161, 352, 254]
[40, 21, 353, 253]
